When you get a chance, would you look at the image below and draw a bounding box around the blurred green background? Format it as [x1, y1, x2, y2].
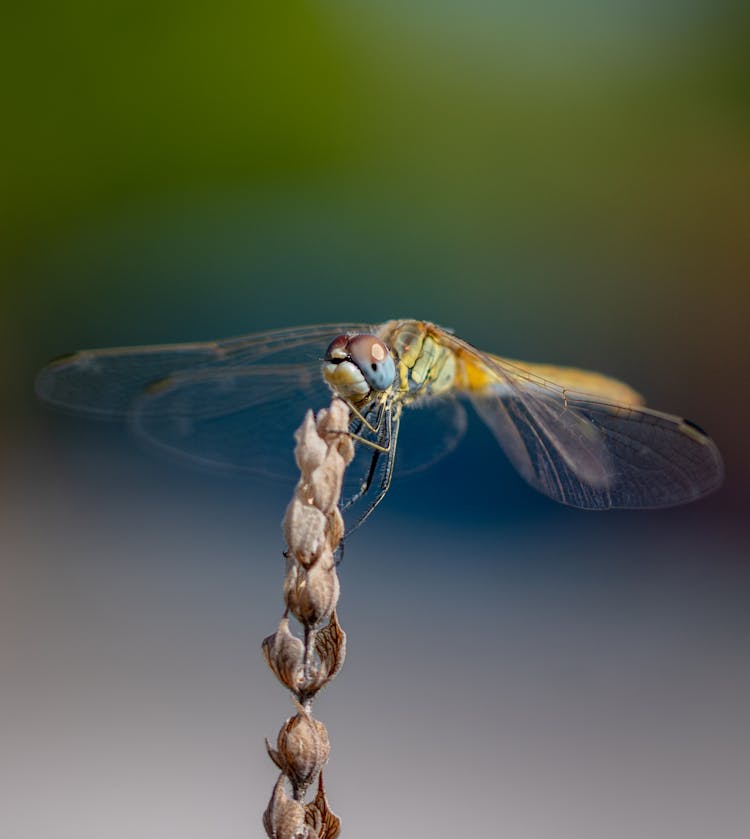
[3, 4, 749, 838]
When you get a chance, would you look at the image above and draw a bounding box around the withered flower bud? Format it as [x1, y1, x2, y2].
[284, 560, 339, 628]
[262, 617, 305, 693]
[271, 705, 330, 792]
[304, 611, 346, 695]
[263, 774, 309, 839]
[316, 401, 355, 464]
[313, 545, 335, 572]
[294, 411, 327, 475]
[325, 508, 344, 552]
[283, 499, 327, 567]
[304, 772, 341, 839]
[309, 451, 345, 515]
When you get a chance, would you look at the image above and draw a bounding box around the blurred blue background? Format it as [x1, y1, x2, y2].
[3, 3, 749, 837]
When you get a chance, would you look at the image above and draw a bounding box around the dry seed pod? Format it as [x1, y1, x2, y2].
[304, 772, 340, 839]
[283, 499, 327, 567]
[282, 561, 301, 614]
[315, 402, 355, 464]
[312, 544, 335, 572]
[284, 560, 340, 628]
[325, 508, 344, 551]
[309, 454, 345, 515]
[305, 611, 346, 694]
[336, 432, 355, 464]
[262, 617, 305, 693]
[294, 410, 327, 475]
[263, 774, 309, 839]
[272, 705, 330, 791]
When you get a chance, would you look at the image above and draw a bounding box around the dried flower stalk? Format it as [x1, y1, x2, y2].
[262, 399, 353, 838]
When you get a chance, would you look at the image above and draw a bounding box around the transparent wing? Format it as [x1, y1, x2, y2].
[387, 396, 467, 477]
[35, 323, 369, 480]
[35, 323, 369, 417]
[130, 363, 336, 479]
[35, 321, 466, 487]
[457, 343, 724, 509]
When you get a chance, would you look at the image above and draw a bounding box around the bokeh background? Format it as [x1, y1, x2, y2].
[3, 4, 749, 838]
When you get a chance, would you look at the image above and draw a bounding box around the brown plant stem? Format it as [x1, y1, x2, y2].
[262, 399, 353, 839]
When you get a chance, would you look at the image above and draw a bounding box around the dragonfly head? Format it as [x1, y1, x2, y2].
[323, 333, 396, 403]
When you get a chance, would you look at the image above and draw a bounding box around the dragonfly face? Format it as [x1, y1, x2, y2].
[322, 333, 396, 404]
[35, 319, 724, 532]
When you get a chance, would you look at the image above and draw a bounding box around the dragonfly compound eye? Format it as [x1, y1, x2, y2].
[324, 334, 351, 362]
[346, 334, 396, 391]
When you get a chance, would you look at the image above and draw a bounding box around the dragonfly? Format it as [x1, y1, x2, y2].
[36, 319, 723, 528]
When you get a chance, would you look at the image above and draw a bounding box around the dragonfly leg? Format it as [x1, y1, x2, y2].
[351, 408, 399, 530]
[347, 432, 390, 453]
[333, 397, 392, 453]
[347, 398, 385, 436]
[337, 396, 401, 531]
[342, 446, 382, 512]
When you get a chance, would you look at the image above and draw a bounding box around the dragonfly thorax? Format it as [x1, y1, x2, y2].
[323, 333, 396, 404]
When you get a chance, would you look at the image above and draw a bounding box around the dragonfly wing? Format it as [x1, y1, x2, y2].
[464, 350, 723, 509]
[488, 354, 645, 407]
[130, 363, 333, 479]
[35, 323, 373, 479]
[36, 342, 224, 417]
[565, 397, 723, 507]
[395, 396, 468, 476]
[35, 323, 370, 418]
[469, 386, 616, 503]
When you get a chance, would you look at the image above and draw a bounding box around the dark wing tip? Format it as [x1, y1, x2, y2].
[679, 418, 725, 496]
[680, 417, 710, 438]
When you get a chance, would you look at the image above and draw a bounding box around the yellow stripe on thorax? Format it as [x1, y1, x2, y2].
[382, 321, 457, 398]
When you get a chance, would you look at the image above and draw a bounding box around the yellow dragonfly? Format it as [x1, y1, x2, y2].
[36, 319, 723, 526]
